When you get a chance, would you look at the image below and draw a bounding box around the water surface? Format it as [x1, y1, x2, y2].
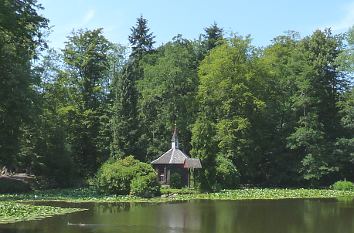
[0, 199, 353, 233]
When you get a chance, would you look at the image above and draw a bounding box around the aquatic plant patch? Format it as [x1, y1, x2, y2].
[0, 188, 353, 204]
[0, 202, 86, 224]
[174, 188, 354, 200]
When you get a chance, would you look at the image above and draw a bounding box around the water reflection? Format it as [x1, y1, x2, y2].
[0, 199, 353, 233]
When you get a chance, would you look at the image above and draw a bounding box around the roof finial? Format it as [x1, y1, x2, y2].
[171, 123, 178, 149]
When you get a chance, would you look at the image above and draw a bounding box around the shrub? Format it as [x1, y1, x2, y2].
[95, 156, 160, 196]
[170, 172, 183, 188]
[130, 173, 161, 197]
[215, 155, 240, 189]
[332, 180, 354, 191]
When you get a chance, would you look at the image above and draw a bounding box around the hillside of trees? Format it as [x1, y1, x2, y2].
[1, 0, 353, 190]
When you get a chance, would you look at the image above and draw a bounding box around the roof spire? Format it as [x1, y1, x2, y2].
[171, 123, 179, 149]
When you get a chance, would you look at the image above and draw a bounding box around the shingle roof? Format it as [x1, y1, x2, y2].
[184, 158, 202, 168]
[151, 148, 189, 165]
[150, 125, 201, 168]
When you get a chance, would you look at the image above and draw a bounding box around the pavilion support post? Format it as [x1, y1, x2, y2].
[192, 168, 195, 188]
[167, 167, 170, 185]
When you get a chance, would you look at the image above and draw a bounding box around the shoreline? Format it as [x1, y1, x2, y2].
[1, 187, 354, 202]
[1, 188, 353, 224]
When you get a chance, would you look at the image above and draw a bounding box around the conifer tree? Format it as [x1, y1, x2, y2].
[203, 22, 224, 51]
[111, 16, 155, 160]
[129, 15, 155, 59]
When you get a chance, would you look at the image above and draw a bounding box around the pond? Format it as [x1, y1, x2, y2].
[0, 199, 353, 233]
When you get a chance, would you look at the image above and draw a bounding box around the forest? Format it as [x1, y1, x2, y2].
[1, 0, 353, 191]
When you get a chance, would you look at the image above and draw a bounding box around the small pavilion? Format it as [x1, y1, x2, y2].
[151, 127, 202, 186]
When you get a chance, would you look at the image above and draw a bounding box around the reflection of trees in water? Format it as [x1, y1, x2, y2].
[90, 199, 354, 233]
[162, 200, 205, 232]
[302, 199, 354, 233]
[210, 199, 354, 233]
[336, 196, 354, 204]
[216, 200, 304, 233]
[93, 202, 140, 214]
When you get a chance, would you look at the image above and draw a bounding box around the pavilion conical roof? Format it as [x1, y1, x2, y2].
[151, 148, 189, 165]
[151, 125, 202, 168]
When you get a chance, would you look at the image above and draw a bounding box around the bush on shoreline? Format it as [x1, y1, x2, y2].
[215, 155, 240, 190]
[94, 156, 160, 197]
[130, 173, 160, 197]
[332, 180, 354, 191]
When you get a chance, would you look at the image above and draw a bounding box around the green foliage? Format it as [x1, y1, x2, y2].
[334, 88, 354, 181]
[332, 180, 354, 191]
[95, 156, 160, 196]
[215, 155, 240, 189]
[95, 157, 135, 194]
[130, 173, 161, 197]
[203, 22, 224, 51]
[111, 16, 154, 160]
[129, 15, 155, 58]
[191, 116, 217, 191]
[0, 188, 352, 205]
[111, 61, 142, 159]
[0, 4, 353, 191]
[286, 29, 345, 184]
[170, 172, 183, 189]
[192, 35, 266, 189]
[336, 26, 354, 73]
[0, 0, 48, 167]
[61, 28, 117, 176]
[138, 37, 199, 159]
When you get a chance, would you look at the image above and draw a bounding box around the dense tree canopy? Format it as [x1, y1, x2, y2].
[138, 36, 199, 160]
[0, 3, 352, 189]
[111, 16, 155, 160]
[0, 0, 48, 168]
[60, 28, 119, 176]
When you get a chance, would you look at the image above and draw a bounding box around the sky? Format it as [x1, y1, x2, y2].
[38, 0, 354, 50]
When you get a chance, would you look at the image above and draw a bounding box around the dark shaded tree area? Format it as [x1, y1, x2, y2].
[0, 4, 352, 189]
[0, 0, 48, 168]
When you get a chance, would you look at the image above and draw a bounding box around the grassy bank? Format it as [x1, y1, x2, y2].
[1, 188, 353, 224]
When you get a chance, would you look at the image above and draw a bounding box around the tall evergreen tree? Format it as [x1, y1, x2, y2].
[129, 15, 155, 59]
[111, 61, 141, 158]
[203, 22, 224, 51]
[111, 16, 155, 160]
